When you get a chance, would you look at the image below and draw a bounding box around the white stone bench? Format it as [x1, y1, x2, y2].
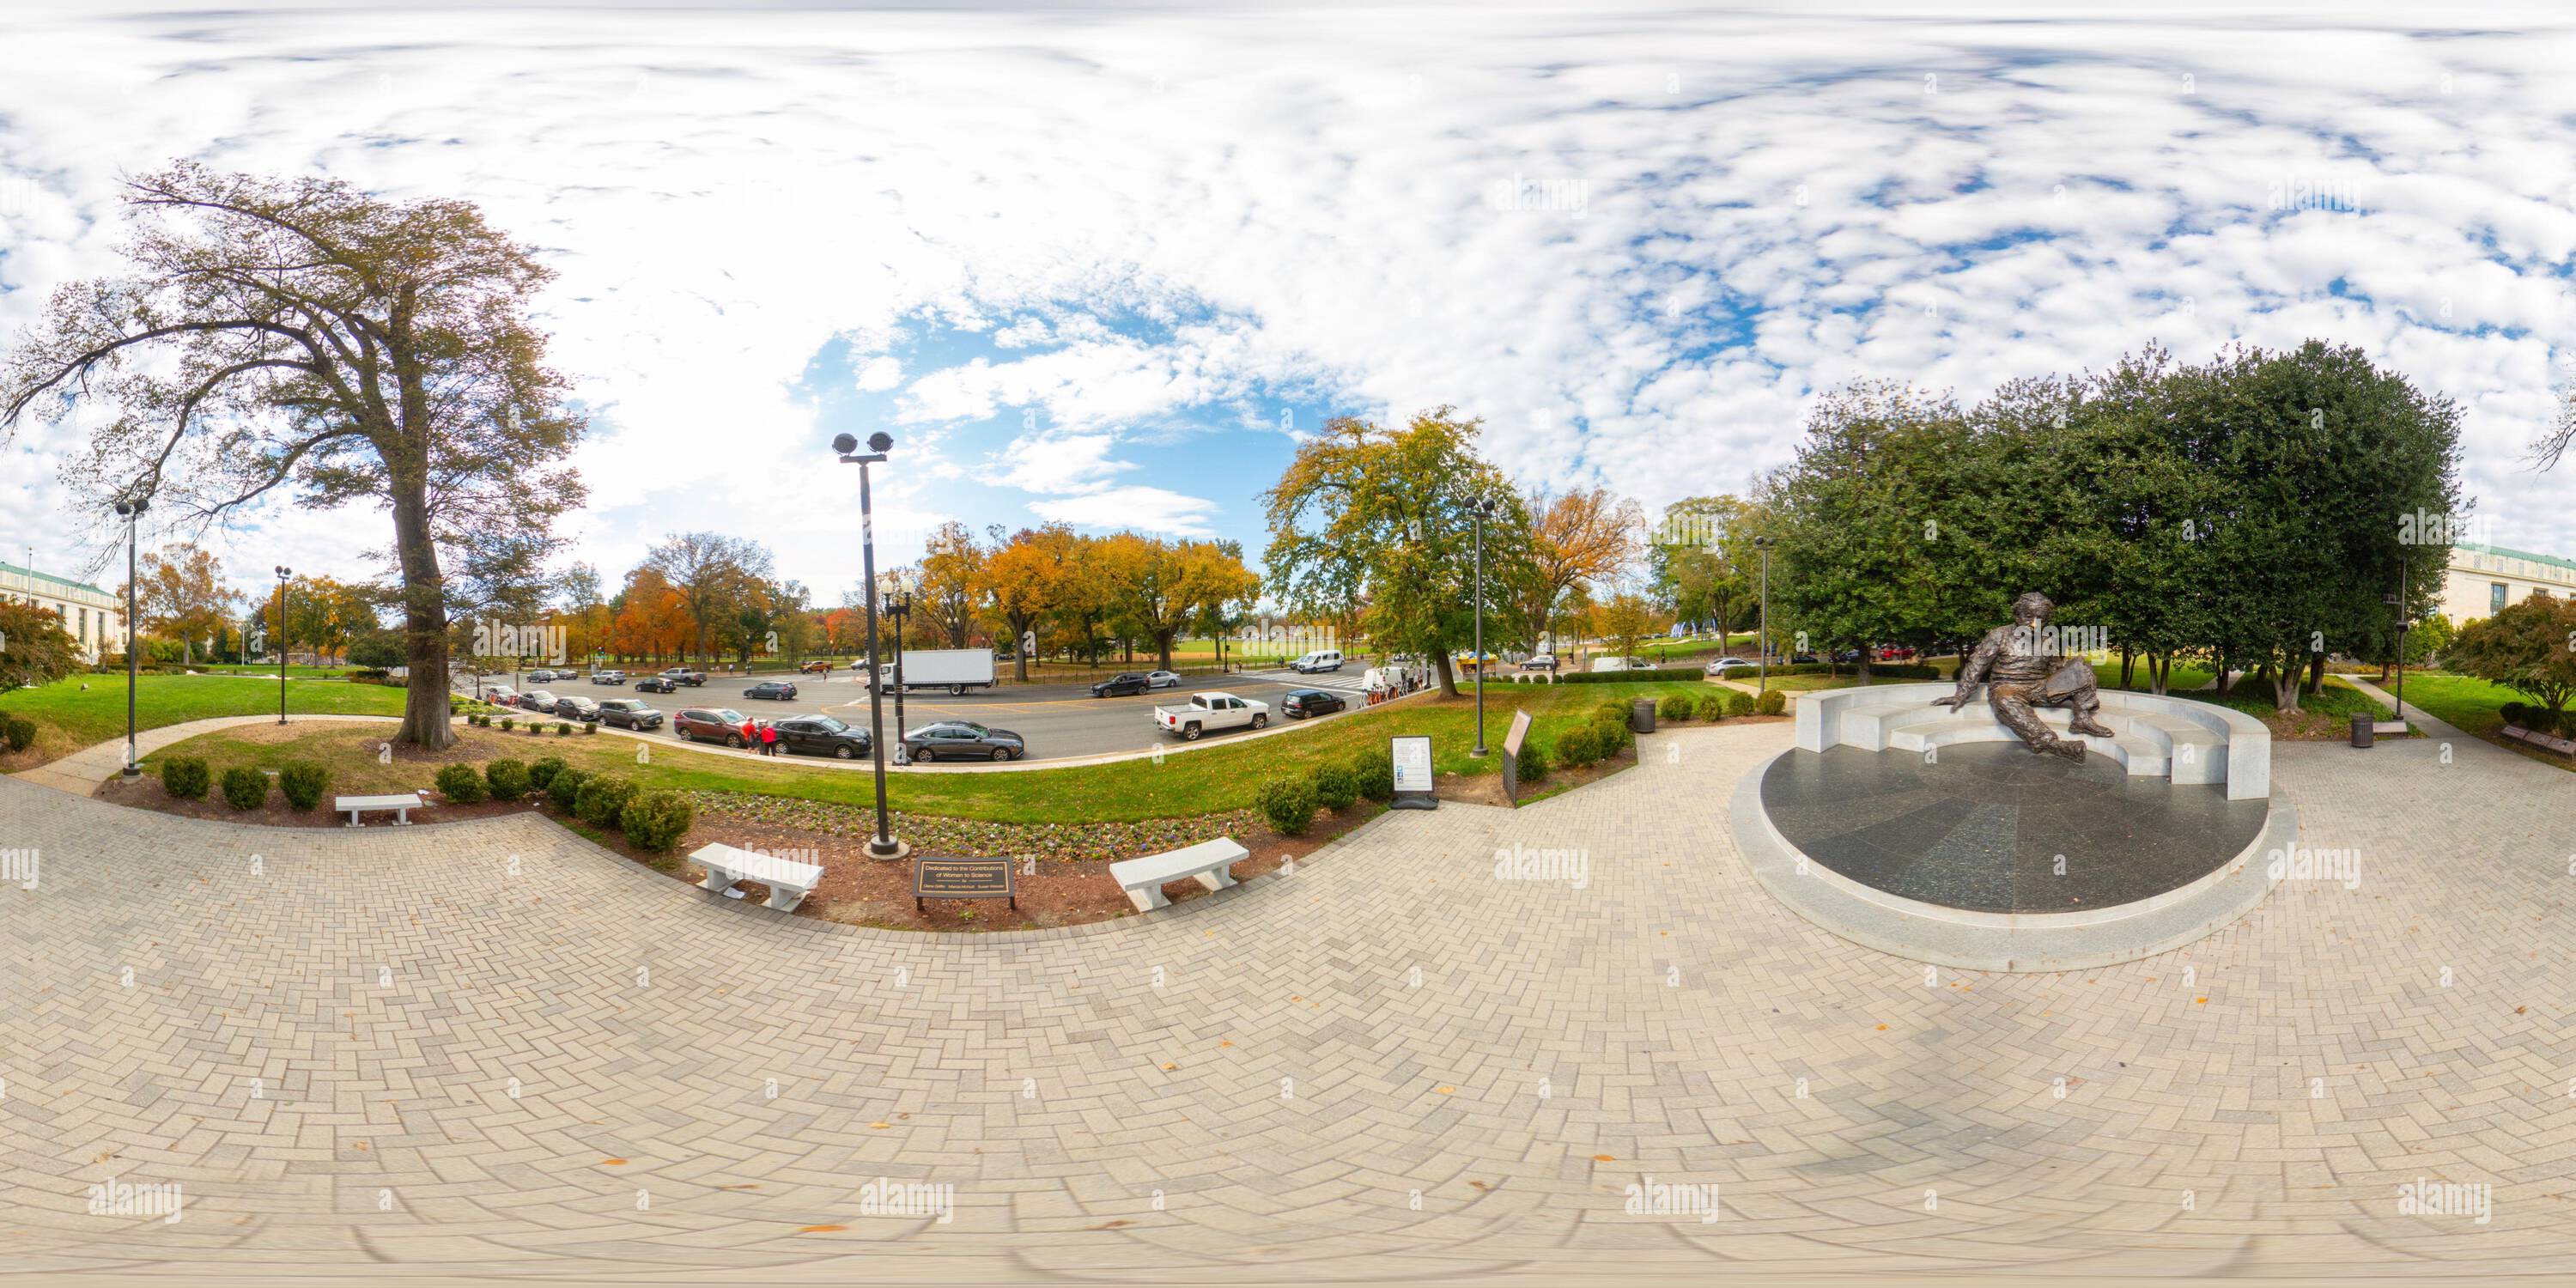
[691, 842, 825, 913]
[337, 793, 423, 827]
[1110, 837, 1250, 912]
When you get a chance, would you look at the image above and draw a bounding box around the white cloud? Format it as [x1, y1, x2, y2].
[3, 0, 2575, 602]
[1028, 486, 1222, 538]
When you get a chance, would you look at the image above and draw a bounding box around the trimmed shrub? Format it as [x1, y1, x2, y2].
[555, 721, 573, 737]
[619, 789, 695, 853]
[0, 714, 34, 753]
[583, 720, 598, 735]
[1658, 694, 1695, 721]
[499, 716, 516, 732]
[575, 775, 638, 829]
[1255, 775, 1320, 835]
[1560, 665, 1706, 684]
[161, 756, 212, 800]
[1555, 725, 1601, 768]
[1592, 711, 1631, 752]
[1591, 699, 1628, 724]
[220, 765, 270, 811]
[485, 758, 532, 800]
[277, 760, 331, 811]
[528, 756, 568, 790]
[546, 765, 589, 811]
[434, 762, 488, 805]
[1515, 740, 1551, 784]
[1312, 762, 1359, 811]
[1755, 689, 1787, 716]
[1723, 690, 1755, 718]
[1693, 692, 1728, 722]
[1347, 750, 1395, 803]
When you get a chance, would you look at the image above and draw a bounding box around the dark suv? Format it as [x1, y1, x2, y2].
[595, 698, 663, 731]
[672, 708, 751, 746]
[773, 714, 872, 759]
[1091, 672, 1151, 697]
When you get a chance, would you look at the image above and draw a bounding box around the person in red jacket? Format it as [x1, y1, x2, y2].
[760, 720, 781, 756]
[739, 716, 756, 749]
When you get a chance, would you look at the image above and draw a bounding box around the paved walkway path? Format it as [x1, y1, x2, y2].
[2, 720, 2570, 1281]
[2341, 674, 2466, 738]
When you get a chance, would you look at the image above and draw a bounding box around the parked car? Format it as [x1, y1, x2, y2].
[1289, 649, 1345, 674]
[672, 708, 752, 746]
[1280, 689, 1346, 720]
[772, 714, 872, 759]
[1153, 691, 1270, 740]
[1832, 648, 1864, 665]
[1875, 644, 1917, 662]
[520, 689, 558, 711]
[799, 659, 834, 674]
[1091, 672, 1152, 697]
[635, 676, 679, 694]
[902, 720, 1025, 762]
[483, 684, 521, 707]
[744, 681, 799, 701]
[1520, 653, 1558, 672]
[526, 669, 559, 683]
[1704, 657, 1759, 677]
[590, 670, 627, 685]
[551, 694, 601, 721]
[596, 698, 663, 731]
[1145, 670, 1182, 689]
[1791, 652, 1820, 665]
[657, 667, 708, 687]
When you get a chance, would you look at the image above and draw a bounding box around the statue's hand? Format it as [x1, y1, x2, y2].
[1930, 693, 1966, 709]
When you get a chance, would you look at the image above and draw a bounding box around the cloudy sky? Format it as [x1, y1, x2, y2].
[4, 1, 2575, 604]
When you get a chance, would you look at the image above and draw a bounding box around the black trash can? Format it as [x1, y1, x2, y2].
[2349, 714, 2372, 748]
[1631, 698, 1656, 733]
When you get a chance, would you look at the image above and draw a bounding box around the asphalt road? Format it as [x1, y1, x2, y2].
[465, 664, 1391, 763]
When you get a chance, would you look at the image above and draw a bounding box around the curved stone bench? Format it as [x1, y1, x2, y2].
[1794, 681, 2269, 800]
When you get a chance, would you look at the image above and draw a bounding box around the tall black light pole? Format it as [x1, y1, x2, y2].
[834, 431, 907, 860]
[1469, 495, 1494, 757]
[273, 566, 292, 724]
[1753, 535, 1773, 695]
[887, 588, 911, 765]
[112, 494, 147, 776]
[2385, 570, 2409, 726]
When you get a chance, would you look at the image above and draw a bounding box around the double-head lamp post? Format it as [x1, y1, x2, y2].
[112, 492, 147, 777]
[833, 431, 907, 860]
[887, 588, 911, 765]
[274, 565, 292, 724]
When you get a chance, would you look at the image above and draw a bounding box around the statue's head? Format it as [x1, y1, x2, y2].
[2011, 592, 2053, 626]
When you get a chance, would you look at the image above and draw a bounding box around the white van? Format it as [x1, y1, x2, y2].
[1589, 655, 1652, 673]
[1290, 649, 1344, 674]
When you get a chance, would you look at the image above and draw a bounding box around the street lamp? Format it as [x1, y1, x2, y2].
[1468, 495, 1495, 758]
[1752, 536, 1773, 694]
[273, 566, 292, 724]
[112, 492, 147, 776]
[886, 587, 911, 765]
[2385, 579, 2408, 725]
[833, 430, 907, 860]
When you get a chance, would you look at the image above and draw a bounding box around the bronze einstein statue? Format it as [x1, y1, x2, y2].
[1933, 592, 2116, 762]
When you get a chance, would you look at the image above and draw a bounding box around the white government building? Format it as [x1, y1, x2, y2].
[2440, 542, 2576, 624]
[0, 557, 125, 662]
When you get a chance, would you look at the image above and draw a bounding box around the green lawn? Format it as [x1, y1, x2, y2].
[0, 673, 410, 765]
[142, 678, 1723, 823]
[2395, 673, 2543, 738]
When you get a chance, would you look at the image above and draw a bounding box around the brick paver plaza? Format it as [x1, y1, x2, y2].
[3, 719, 2571, 1282]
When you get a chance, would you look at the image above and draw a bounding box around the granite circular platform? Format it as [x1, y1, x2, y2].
[1732, 695, 2298, 971]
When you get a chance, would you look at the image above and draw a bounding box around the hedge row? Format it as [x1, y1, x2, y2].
[157, 756, 331, 811]
[1255, 747, 1397, 835]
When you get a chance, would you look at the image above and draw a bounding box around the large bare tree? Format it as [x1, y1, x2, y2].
[1, 162, 583, 748]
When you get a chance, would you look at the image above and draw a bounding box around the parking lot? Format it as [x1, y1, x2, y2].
[464, 664, 1396, 763]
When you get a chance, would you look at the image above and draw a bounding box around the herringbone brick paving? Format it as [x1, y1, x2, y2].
[0, 720, 2569, 1280]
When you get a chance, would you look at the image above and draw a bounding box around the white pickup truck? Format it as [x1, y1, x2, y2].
[1153, 691, 1271, 740]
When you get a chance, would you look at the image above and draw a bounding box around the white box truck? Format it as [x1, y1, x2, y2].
[877, 647, 998, 696]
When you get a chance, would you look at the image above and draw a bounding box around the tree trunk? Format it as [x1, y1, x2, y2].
[1155, 629, 1176, 672]
[1435, 651, 1461, 698]
[389, 479, 454, 750]
[2273, 654, 2302, 714]
[2118, 646, 2135, 690]
[2305, 651, 2324, 695]
[1008, 615, 1033, 682]
[2148, 652, 2170, 696]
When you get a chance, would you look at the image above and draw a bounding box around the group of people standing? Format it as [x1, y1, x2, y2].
[739, 716, 782, 756]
